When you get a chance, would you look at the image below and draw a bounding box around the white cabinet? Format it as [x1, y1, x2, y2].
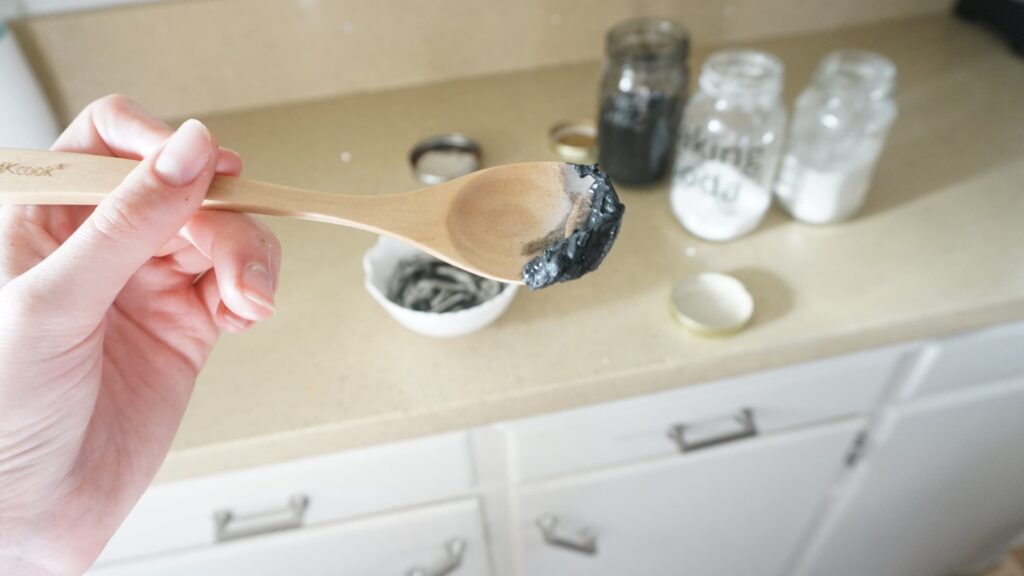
[89, 498, 491, 576]
[904, 322, 1024, 399]
[503, 346, 905, 482]
[84, 321, 1024, 576]
[795, 377, 1024, 576]
[513, 419, 863, 576]
[96, 432, 473, 564]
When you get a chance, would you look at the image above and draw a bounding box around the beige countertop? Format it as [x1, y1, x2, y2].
[19, 0, 949, 121]
[157, 16, 1024, 482]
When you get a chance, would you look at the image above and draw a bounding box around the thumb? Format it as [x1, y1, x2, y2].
[27, 119, 216, 325]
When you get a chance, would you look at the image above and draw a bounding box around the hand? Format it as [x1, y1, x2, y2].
[0, 95, 282, 575]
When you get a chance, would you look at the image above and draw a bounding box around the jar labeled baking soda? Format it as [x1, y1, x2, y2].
[670, 50, 786, 242]
[774, 50, 898, 224]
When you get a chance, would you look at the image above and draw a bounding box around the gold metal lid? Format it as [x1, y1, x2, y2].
[670, 273, 754, 336]
[549, 120, 597, 163]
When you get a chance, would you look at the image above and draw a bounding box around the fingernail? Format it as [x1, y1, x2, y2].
[154, 119, 212, 187]
[241, 262, 276, 314]
[222, 310, 250, 332]
[215, 147, 242, 172]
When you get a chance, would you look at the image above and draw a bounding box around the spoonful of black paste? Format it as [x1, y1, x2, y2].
[521, 163, 625, 290]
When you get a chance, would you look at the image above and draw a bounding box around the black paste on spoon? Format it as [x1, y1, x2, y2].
[521, 163, 625, 290]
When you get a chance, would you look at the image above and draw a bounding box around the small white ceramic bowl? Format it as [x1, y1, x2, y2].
[363, 236, 519, 338]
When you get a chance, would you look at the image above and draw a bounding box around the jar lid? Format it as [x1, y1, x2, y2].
[549, 120, 597, 163]
[409, 133, 481, 185]
[670, 273, 754, 336]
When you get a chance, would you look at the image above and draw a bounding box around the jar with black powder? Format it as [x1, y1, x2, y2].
[598, 18, 690, 187]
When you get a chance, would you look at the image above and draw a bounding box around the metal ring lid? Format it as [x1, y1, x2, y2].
[671, 272, 754, 336]
[549, 120, 597, 163]
[409, 133, 482, 185]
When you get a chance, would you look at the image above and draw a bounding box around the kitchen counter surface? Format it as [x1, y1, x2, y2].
[159, 16, 1024, 481]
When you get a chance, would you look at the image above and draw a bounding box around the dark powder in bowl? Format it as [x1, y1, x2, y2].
[387, 258, 506, 313]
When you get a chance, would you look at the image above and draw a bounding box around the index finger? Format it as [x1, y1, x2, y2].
[52, 93, 242, 175]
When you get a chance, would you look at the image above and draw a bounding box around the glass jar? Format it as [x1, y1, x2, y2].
[670, 49, 786, 242]
[597, 17, 689, 187]
[774, 50, 898, 224]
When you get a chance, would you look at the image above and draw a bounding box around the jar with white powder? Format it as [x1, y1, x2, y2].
[774, 50, 897, 224]
[670, 49, 786, 242]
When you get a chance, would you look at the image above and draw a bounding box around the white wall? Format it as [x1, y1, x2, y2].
[21, 0, 160, 16]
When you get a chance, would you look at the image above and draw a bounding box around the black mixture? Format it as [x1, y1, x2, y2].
[521, 163, 625, 290]
[388, 259, 505, 313]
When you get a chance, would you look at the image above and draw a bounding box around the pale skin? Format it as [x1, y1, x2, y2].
[0, 95, 283, 575]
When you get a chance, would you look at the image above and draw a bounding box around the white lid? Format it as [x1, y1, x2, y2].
[671, 272, 754, 336]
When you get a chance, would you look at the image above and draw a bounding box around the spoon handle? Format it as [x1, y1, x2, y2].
[0, 148, 400, 232]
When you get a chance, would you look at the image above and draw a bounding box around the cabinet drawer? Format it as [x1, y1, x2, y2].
[513, 419, 862, 576]
[908, 321, 1024, 399]
[96, 432, 473, 564]
[89, 498, 490, 576]
[503, 345, 907, 482]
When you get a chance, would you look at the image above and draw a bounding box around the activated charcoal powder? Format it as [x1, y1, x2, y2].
[388, 258, 505, 313]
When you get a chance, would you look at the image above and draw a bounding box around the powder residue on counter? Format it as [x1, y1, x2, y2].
[521, 163, 625, 290]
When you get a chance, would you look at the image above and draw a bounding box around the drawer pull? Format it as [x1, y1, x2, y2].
[667, 408, 758, 452]
[536, 515, 597, 556]
[407, 538, 466, 576]
[213, 494, 309, 542]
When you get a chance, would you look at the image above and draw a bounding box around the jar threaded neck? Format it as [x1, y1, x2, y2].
[605, 17, 690, 65]
[812, 50, 896, 100]
[698, 49, 784, 105]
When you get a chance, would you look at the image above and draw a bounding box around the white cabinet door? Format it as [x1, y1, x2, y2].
[97, 432, 473, 564]
[513, 419, 862, 576]
[504, 345, 907, 482]
[89, 498, 490, 576]
[796, 377, 1024, 576]
[905, 321, 1024, 399]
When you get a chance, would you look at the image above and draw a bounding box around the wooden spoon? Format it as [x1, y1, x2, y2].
[0, 148, 624, 287]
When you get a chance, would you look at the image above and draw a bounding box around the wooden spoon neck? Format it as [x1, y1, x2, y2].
[210, 179, 449, 248]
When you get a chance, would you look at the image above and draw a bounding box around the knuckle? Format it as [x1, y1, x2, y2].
[0, 277, 48, 331]
[264, 231, 282, 254]
[0, 274, 85, 357]
[87, 94, 151, 136]
[89, 192, 153, 241]
[240, 216, 281, 254]
[91, 93, 138, 116]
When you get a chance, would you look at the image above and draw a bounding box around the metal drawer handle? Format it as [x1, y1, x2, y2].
[213, 494, 309, 542]
[667, 408, 758, 453]
[406, 538, 466, 576]
[536, 515, 597, 556]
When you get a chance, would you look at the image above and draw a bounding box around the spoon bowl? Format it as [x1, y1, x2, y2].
[445, 163, 594, 282]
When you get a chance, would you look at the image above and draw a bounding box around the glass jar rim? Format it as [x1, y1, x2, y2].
[813, 50, 896, 99]
[699, 49, 784, 103]
[606, 17, 690, 62]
